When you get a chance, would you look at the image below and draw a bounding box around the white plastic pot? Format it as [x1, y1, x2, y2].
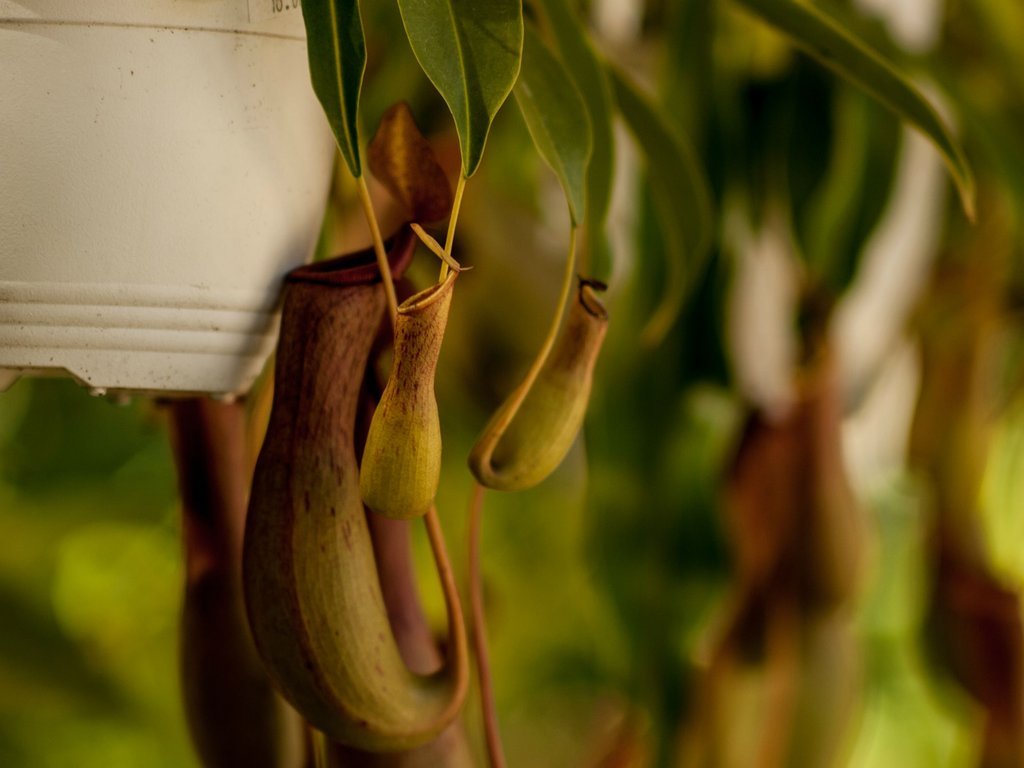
[0, 0, 335, 396]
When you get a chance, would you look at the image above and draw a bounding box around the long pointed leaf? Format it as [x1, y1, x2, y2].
[801, 88, 901, 295]
[801, 86, 869, 289]
[515, 27, 592, 227]
[397, 0, 523, 177]
[610, 70, 713, 346]
[730, 0, 975, 220]
[301, 0, 367, 177]
[537, 0, 616, 275]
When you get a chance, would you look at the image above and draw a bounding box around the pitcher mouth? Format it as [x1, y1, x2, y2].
[287, 226, 416, 288]
[398, 269, 458, 315]
[578, 277, 609, 320]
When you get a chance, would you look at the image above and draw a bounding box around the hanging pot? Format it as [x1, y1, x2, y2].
[0, 0, 334, 396]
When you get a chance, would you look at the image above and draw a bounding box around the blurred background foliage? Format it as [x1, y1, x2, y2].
[4, 0, 1024, 766]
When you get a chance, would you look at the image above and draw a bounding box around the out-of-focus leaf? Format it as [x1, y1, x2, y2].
[937, 65, 1024, 219]
[0, 381, 168, 497]
[514, 27, 592, 226]
[359, 0, 435, 127]
[301, 0, 367, 176]
[663, 0, 714, 141]
[368, 102, 454, 223]
[0, 733, 20, 766]
[802, 88, 871, 285]
[0, 378, 30, 445]
[970, 0, 1024, 98]
[730, 0, 976, 220]
[537, 0, 615, 275]
[610, 70, 713, 346]
[981, 402, 1024, 586]
[397, 0, 523, 176]
[51, 524, 180, 663]
[0, 580, 125, 716]
[835, 103, 902, 292]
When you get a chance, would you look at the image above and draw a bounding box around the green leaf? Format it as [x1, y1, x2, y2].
[801, 87, 902, 295]
[971, 0, 1024, 98]
[301, 0, 366, 177]
[514, 27, 592, 227]
[397, 0, 523, 177]
[610, 70, 713, 346]
[730, 0, 976, 221]
[802, 91, 871, 278]
[537, 0, 616, 275]
[0, 580, 125, 715]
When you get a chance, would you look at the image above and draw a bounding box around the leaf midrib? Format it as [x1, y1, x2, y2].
[328, 0, 358, 173]
[440, 0, 472, 172]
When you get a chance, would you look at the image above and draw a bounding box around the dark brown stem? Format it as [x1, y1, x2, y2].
[469, 483, 506, 768]
[169, 399, 248, 573]
[368, 515, 445, 672]
[168, 398, 305, 768]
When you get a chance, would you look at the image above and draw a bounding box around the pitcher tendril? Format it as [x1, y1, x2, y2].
[469, 228, 609, 492]
[356, 176, 400, 326]
[485, 227, 577, 438]
[468, 482, 507, 768]
[439, 176, 467, 282]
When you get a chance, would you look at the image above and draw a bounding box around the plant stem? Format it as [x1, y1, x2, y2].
[440, 175, 468, 282]
[424, 502, 471, 704]
[469, 482, 506, 768]
[578, 225, 592, 285]
[168, 398, 305, 768]
[356, 175, 399, 326]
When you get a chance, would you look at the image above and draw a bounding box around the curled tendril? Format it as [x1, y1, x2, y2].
[470, 230, 609, 491]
